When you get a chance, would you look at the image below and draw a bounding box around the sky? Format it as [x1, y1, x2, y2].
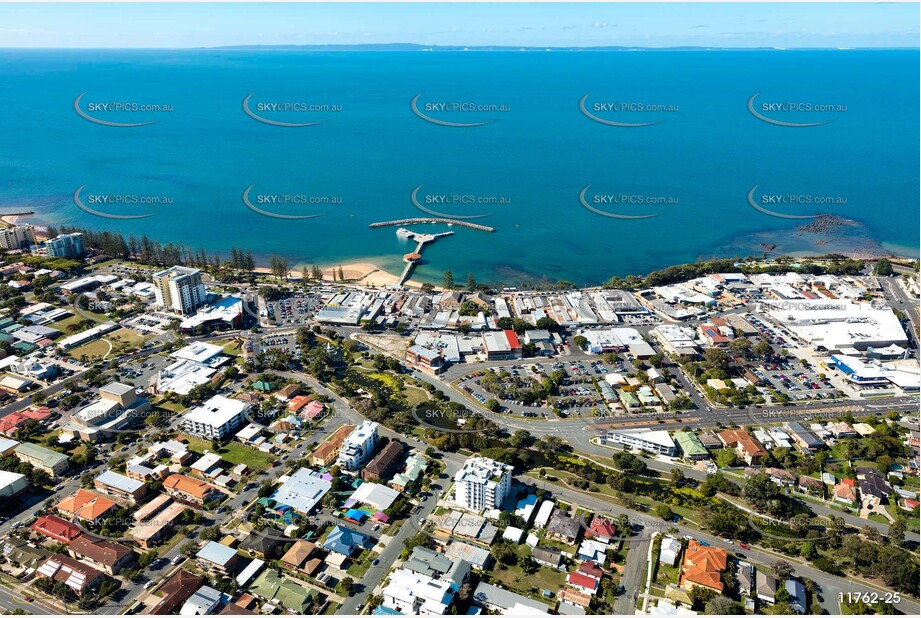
[0, 2, 917, 49]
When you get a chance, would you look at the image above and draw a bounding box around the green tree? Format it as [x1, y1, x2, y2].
[442, 270, 455, 289]
[873, 258, 893, 276]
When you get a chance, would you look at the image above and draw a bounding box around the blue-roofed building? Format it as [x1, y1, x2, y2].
[344, 509, 368, 524]
[373, 606, 403, 615]
[195, 541, 239, 573]
[322, 525, 370, 557]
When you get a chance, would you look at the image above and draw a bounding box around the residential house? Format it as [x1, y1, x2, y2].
[531, 546, 564, 570]
[279, 541, 322, 577]
[35, 553, 106, 594]
[679, 540, 727, 593]
[718, 429, 768, 465]
[68, 535, 134, 575]
[566, 572, 600, 595]
[322, 525, 370, 557]
[660, 536, 682, 566]
[196, 541, 239, 574]
[546, 511, 583, 544]
[150, 569, 204, 615]
[55, 489, 118, 525]
[755, 571, 776, 604]
[164, 474, 223, 506]
[585, 516, 617, 543]
[785, 579, 807, 614]
[30, 515, 84, 545]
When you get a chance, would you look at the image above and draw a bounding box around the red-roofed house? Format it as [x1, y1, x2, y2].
[585, 516, 617, 543]
[679, 540, 727, 592]
[567, 572, 600, 595]
[834, 482, 857, 503]
[577, 561, 604, 581]
[31, 515, 84, 544]
[287, 396, 312, 414]
[699, 325, 729, 347]
[0, 407, 53, 436]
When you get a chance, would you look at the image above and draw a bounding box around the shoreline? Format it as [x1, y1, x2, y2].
[5, 212, 917, 286]
[1, 214, 50, 240]
[252, 261, 432, 289]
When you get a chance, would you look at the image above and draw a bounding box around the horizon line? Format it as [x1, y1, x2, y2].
[2, 43, 919, 51]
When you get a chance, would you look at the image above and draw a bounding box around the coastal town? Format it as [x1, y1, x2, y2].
[0, 222, 917, 616]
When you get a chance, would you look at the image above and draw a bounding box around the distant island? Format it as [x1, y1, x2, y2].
[208, 43, 917, 52]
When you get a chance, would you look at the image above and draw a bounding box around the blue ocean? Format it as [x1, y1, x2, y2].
[0, 49, 917, 285]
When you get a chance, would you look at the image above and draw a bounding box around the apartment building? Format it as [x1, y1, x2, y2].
[337, 421, 379, 472]
[0, 225, 37, 250]
[153, 265, 207, 315]
[43, 232, 85, 258]
[181, 394, 249, 440]
[452, 456, 513, 512]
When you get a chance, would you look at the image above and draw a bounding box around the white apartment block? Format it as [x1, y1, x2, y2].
[181, 395, 250, 440]
[153, 266, 207, 315]
[337, 421, 379, 472]
[452, 456, 513, 512]
[0, 225, 37, 250]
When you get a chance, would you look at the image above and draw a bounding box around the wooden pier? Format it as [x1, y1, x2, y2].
[397, 231, 454, 286]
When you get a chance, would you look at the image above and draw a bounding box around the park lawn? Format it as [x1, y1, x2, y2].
[185, 437, 275, 472]
[56, 312, 108, 331]
[489, 557, 567, 601]
[108, 327, 149, 348]
[222, 340, 244, 356]
[402, 385, 430, 407]
[154, 401, 186, 413]
[69, 338, 113, 360]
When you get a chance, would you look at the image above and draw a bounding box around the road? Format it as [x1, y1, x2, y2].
[613, 535, 650, 615]
[527, 472, 921, 616]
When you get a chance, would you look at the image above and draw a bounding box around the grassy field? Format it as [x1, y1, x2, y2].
[222, 339, 244, 356]
[185, 436, 275, 472]
[68, 328, 149, 360]
[56, 312, 108, 332]
[403, 384, 430, 407]
[489, 545, 567, 600]
[68, 338, 113, 360]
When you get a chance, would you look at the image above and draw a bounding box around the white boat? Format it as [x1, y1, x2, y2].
[396, 228, 414, 238]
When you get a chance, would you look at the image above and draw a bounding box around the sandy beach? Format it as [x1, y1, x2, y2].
[253, 261, 429, 289]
